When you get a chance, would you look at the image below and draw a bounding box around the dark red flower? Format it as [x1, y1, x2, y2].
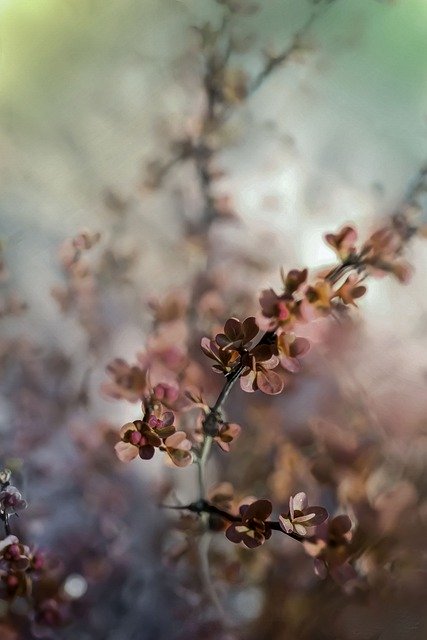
[214, 317, 259, 350]
[226, 499, 272, 548]
[200, 337, 240, 374]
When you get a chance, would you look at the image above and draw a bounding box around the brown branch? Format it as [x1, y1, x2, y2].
[249, 1, 335, 95]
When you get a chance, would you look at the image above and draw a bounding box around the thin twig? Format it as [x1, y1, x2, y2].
[161, 499, 315, 544]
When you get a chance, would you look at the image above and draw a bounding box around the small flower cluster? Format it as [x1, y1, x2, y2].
[51, 229, 104, 347]
[0, 470, 66, 632]
[254, 220, 421, 346]
[201, 316, 291, 395]
[0, 534, 41, 599]
[0, 485, 27, 514]
[115, 401, 192, 467]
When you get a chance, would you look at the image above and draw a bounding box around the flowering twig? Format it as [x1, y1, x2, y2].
[161, 499, 311, 543]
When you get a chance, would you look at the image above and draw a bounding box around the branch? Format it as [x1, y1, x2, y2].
[249, 1, 334, 95]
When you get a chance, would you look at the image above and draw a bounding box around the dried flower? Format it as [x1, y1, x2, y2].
[305, 280, 333, 313]
[34, 599, 64, 628]
[279, 492, 327, 536]
[258, 271, 309, 331]
[0, 569, 31, 599]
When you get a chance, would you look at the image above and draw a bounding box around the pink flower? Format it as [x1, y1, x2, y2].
[162, 431, 193, 467]
[258, 289, 292, 332]
[0, 486, 27, 513]
[152, 383, 179, 406]
[279, 492, 327, 536]
[115, 408, 176, 462]
[240, 345, 284, 395]
[276, 332, 310, 373]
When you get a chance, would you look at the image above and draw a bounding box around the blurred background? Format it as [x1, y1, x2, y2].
[1, 0, 427, 638]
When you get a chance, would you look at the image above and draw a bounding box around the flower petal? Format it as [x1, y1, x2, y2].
[314, 558, 328, 579]
[292, 492, 308, 512]
[303, 506, 328, 526]
[244, 499, 272, 522]
[256, 369, 284, 395]
[225, 523, 242, 544]
[240, 370, 257, 393]
[278, 515, 293, 534]
[114, 441, 139, 462]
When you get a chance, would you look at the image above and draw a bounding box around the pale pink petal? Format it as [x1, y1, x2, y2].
[240, 370, 256, 393]
[294, 523, 309, 536]
[0, 535, 19, 553]
[119, 422, 137, 438]
[114, 441, 139, 462]
[257, 369, 283, 395]
[292, 492, 308, 512]
[279, 515, 293, 534]
[165, 431, 191, 450]
[280, 356, 301, 373]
